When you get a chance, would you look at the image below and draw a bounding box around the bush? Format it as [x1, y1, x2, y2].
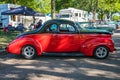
[112, 15, 120, 21]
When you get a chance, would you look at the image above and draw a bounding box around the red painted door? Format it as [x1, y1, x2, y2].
[39, 22, 80, 52]
[53, 34, 79, 52]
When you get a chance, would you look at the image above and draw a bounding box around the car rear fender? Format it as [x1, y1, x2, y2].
[80, 38, 112, 56]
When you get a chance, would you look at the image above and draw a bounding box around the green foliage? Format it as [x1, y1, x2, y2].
[0, 0, 51, 14]
[56, 0, 90, 12]
[56, 0, 120, 20]
[97, 10, 105, 20]
[0, 30, 20, 48]
[0, 1, 5, 4]
[56, 0, 73, 12]
[98, 0, 120, 20]
[1, 0, 120, 19]
[113, 15, 120, 21]
[34, 0, 51, 14]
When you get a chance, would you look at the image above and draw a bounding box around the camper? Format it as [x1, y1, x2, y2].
[59, 7, 88, 22]
[0, 4, 21, 28]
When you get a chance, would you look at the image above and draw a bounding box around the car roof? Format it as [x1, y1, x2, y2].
[46, 19, 75, 23]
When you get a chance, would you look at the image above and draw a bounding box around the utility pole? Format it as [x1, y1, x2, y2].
[51, 0, 56, 19]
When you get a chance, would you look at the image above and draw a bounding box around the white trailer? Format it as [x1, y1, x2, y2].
[0, 4, 21, 28]
[59, 7, 88, 22]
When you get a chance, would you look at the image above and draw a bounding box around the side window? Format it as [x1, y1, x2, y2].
[46, 23, 58, 32]
[50, 24, 58, 31]
[67, 25, 75, 32]
[59, 23, 76, 33]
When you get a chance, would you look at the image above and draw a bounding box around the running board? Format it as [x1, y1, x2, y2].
[42, 52, 85, 57]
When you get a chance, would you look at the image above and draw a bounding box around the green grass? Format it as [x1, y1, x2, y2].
[0, 29, 21, 49]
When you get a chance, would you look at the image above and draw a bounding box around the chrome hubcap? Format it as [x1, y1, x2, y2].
[95, 47, 108, 58]
[23, 46, 35, 57]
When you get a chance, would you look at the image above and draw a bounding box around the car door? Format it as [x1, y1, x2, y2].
[56, 22, 80, 52]
[40, 22, 60, 52]
[38, 21, 79, 52]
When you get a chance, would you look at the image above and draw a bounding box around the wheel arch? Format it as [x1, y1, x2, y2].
[91, 44, 110, 56]
[93, 45, 110, 53]
[81, 42, 110, 57]
[93, 45, 110, 59]
[17, 37, 42, 56]
[21, 45, 37, 59]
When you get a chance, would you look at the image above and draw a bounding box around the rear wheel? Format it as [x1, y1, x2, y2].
[94, 46, 109, 59]
[21, 45, 36, 59]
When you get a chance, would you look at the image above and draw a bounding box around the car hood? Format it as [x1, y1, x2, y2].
[16, 30, 38, 38]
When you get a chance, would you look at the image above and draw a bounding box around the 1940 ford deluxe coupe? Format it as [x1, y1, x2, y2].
[6, 19, 115, 59]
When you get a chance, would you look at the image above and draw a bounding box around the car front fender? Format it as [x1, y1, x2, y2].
[7, 37, 42, 55]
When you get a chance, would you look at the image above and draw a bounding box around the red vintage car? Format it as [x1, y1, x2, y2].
[6, 19, 115, 59]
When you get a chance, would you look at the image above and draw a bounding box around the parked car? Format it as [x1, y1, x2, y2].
[6, 19, 115, 59]
[116, 21, 120, 29]
[106, 21, 117, 29]
[105, 21, 120, 29]
[77, 22, 115, 33]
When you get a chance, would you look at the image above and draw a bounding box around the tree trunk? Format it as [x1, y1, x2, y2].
[110, 12, 114, 21]
[51, 0, 56, 19]
[92, 0, 98, 21]
[93, 11, 96, 21]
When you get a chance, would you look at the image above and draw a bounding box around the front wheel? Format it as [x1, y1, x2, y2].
[94, 46, 109, 59]
[21, 45, 36, 59]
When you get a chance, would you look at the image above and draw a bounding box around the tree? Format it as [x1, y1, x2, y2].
[98, 0, 120, 20]
[90, 0, 98, 20]
[56, 0, 120, 21]
[51, 0, 56, 19]
[97, 9, 105, 20]
[56, 0, 90, 11]
[0, 0, 51, 14]
[0, 0, 36, 11]
[33, 0, 51, 14]
[113, 15, 120, 21]
[56, 0, 75, 11]
[1, 0, 120, 20]
[56, 0, 98, 20]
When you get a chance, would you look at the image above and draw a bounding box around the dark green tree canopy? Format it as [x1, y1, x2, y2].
[0, 0, 51, 14]
[1, 0, 120, 20]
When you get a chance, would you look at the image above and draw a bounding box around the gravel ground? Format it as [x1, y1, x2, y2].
[0, 52, 120, 80]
